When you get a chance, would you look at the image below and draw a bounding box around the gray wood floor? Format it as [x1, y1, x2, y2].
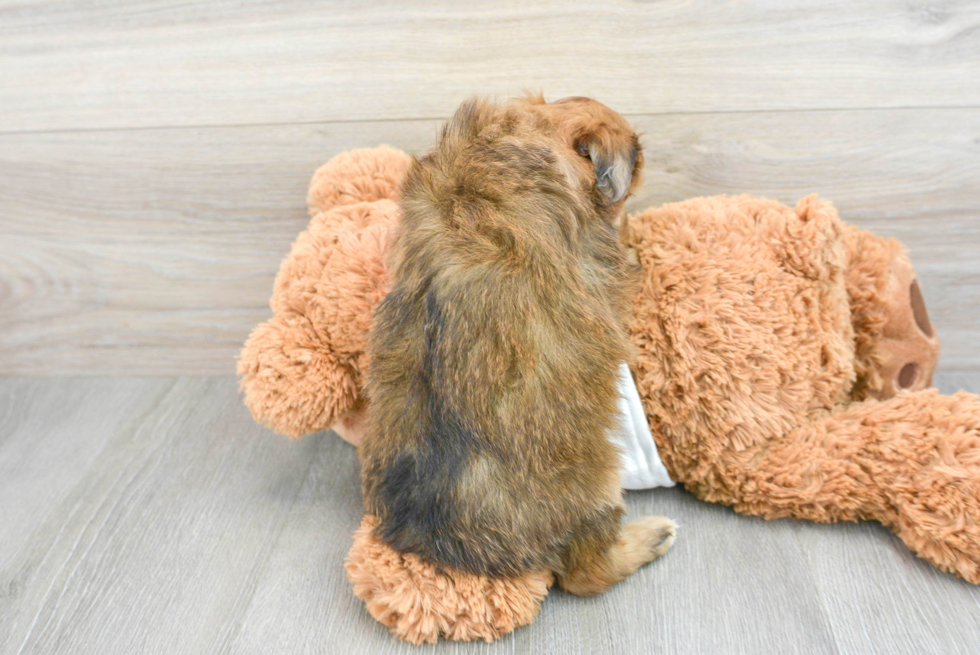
[2, 373, 980, 655]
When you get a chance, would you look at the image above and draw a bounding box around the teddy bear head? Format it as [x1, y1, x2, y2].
[843, 225, 940, 400]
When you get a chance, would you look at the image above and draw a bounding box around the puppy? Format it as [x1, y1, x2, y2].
[360, 94, 675, 596]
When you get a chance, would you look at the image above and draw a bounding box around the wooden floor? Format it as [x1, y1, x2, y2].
[3, 1, 980, 653]
[1, 372, 979, 655]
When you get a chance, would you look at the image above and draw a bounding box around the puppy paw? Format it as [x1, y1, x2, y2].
[624, 516, 677, 563]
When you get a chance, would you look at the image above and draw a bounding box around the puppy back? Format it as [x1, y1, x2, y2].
[363, 97, 637, 578]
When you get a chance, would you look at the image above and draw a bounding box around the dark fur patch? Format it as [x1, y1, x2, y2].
[374, 286, 512, 574]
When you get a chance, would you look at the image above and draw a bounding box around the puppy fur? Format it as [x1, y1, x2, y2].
[360, 94, 674, 595]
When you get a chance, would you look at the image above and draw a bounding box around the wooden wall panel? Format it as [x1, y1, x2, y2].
[1, 1, 979, 132]
[2, 109, 977, 374]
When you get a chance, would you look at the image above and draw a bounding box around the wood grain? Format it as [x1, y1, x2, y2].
[1, 109, 977, 374]
[2, 1, 980, 132]
[0, 378, 173, 571]
[0, 377, 320, 655]
[2, 374, 979, 654]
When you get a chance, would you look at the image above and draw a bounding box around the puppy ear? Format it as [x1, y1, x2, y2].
[575, 134, 640, 205]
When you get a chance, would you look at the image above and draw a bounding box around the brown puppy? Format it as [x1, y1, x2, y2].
[360, 95, 675, 596]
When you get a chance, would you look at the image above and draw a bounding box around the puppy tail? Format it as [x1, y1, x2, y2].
[439, 97, 497, 150]
[346, 515, 553, 644]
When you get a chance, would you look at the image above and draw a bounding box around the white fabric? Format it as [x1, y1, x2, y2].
[609, 362, 675, 490]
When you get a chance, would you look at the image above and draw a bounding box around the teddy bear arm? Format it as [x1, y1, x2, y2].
[238, 313, 361, 438]
[716, 389, 980, 584]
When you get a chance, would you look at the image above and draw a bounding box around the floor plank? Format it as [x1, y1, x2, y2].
[1, 108, 978, 375]
[0, 378, 173, 575]
[0, 378, 319, 655]
[2, 374, 979, 654]
[2, 1, 980, 131]
[791, 521, 980, 655]
[775, 372, 980, 655]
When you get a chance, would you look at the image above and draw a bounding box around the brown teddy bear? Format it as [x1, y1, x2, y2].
[238, 146, 980, 644]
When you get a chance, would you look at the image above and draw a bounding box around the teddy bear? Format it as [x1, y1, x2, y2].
[237, 146, 980, 644]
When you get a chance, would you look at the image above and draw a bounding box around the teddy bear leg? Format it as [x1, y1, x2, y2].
[346, 516, 553, 644]
[728, 389, 980, 584]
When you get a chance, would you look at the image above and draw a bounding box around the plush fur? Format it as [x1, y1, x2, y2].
[346, 515, 552, 644]
[238, 146, 980, 644]
[238, 146, 409, 438]
[629, 195, 977, 581]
